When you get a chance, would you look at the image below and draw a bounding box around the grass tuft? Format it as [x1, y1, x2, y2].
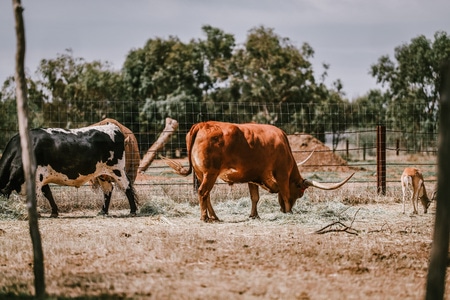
[0, 195, 27, 220]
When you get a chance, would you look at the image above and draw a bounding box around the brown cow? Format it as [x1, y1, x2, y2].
[163, 121, 354, 222]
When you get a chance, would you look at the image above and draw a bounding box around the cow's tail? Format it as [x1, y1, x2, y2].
[160, 123, 201, 179]
[160, 155, 192, 176]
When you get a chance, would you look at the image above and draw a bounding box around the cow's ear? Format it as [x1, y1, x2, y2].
[297, 181, 308, 193]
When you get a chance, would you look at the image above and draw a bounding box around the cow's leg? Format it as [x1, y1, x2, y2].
[275, 176, 292, 213]
[41, 184, 58, 218]
[205, 193, 219, 221]
[97, 179, 114, 216]
[401, 182, 406, 214]
[198, 173, 219, 222]
[411, 186, 419, 214]
[125, 185, 138, 216]
[278, 194, 287, 213]
[248, 183, 260, 219]
[112, 172, 138, 216]
[100, 189, 113, 215]
[198, 192, 209, 222]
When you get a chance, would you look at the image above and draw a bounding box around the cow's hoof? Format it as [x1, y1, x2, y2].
[201, 217, 216, 223]
[249, 214, 260, 219]
[50, 213, 58, 218]
[206, 217, 221, 223]
[98, 210, 108, 216]
[129, 212, 137, 217]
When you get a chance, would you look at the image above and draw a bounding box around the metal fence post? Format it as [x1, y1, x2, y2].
[377, 125, 386, 195]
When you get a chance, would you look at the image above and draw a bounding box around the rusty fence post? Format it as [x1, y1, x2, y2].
[363, 143, 366, 161]
[396, 139, 400, 156]
[346, 139, 349, 159]
[377, 125, 386, 195]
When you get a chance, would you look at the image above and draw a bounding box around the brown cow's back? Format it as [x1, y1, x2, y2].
[188, 121, 298, 185]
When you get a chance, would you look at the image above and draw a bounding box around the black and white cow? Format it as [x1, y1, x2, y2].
[0, 123, 138, 217]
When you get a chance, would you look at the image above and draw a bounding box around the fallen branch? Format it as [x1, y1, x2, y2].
[138, 117, 179, 173]
[368, 221, 393, 234]
[315, 208, 360, 235]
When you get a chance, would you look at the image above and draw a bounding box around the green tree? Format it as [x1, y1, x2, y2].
[0, 75, 46, 147]
[122, 35, 210, 148]
[231, 26, 316, 105]
[37, 49, 126, 128]
[351, 89, 389, 127]
[370, 31, 450, 149]
[206, 26, 325, 129]
[200, 25, 235, 83]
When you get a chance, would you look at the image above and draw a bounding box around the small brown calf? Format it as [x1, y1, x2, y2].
[400, 167, 432, 214]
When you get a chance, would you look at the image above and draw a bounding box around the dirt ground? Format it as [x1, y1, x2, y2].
[287, 133, 351, 172]
[0, 133, 443, 299]
[0, 202, 441, 299]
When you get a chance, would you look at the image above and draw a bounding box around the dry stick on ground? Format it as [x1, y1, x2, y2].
[315, 208, 361, 235]
[368, 221, 393, 234]
[138, 117, 179, 173]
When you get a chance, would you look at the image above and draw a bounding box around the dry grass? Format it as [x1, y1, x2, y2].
[0, 154, 443, 299]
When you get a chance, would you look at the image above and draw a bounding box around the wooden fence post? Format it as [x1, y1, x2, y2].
[363, 142, 366, 161]
[376, 125, 386, 195]
[346, 139, 349, 160]
[396, 139, 400, 156]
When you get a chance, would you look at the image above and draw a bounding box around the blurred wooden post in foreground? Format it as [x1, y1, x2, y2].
[425, 62, 450, 300]
[13, 0, 45, 298]
[138, 117, 179, 173]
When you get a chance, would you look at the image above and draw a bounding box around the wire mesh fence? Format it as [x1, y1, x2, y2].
[0, 100, 438, 198]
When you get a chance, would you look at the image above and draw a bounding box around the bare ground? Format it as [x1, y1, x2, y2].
[0, 196, 443, 299]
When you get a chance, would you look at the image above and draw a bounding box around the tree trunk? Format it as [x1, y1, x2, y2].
[425, 61, 450, 300]
[13, 0, 46, 298]
[138, 118, 179, 173]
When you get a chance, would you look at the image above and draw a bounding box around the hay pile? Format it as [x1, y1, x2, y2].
[287, 133, 351, 172]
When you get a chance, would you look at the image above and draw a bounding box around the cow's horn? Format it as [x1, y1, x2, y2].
[297, 151, 314, 166]
[305, 172, 355, 190]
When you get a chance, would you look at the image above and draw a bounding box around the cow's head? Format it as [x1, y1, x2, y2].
[0, 174, 23, 199]
[292, 172, 355, 207]
[0, 163, 25, 199]
[280, 173, 354, 213]
[0, 185, 13, 198]
[420, 194, 432, 214]
[0, 134, 25, 199]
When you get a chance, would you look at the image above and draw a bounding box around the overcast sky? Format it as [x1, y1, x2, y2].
[1, 0, 449, 99]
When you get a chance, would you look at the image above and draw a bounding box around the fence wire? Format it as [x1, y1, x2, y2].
[0, 101, 438, 192]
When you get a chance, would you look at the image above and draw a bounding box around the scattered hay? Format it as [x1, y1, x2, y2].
[0, 195, 27, 220]
[140, 196, 194, 218]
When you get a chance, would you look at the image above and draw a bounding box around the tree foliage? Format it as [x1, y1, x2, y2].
[36, 49, 127, 128]
[1, 26, 446, 153]
[370, 31, 450, 145]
